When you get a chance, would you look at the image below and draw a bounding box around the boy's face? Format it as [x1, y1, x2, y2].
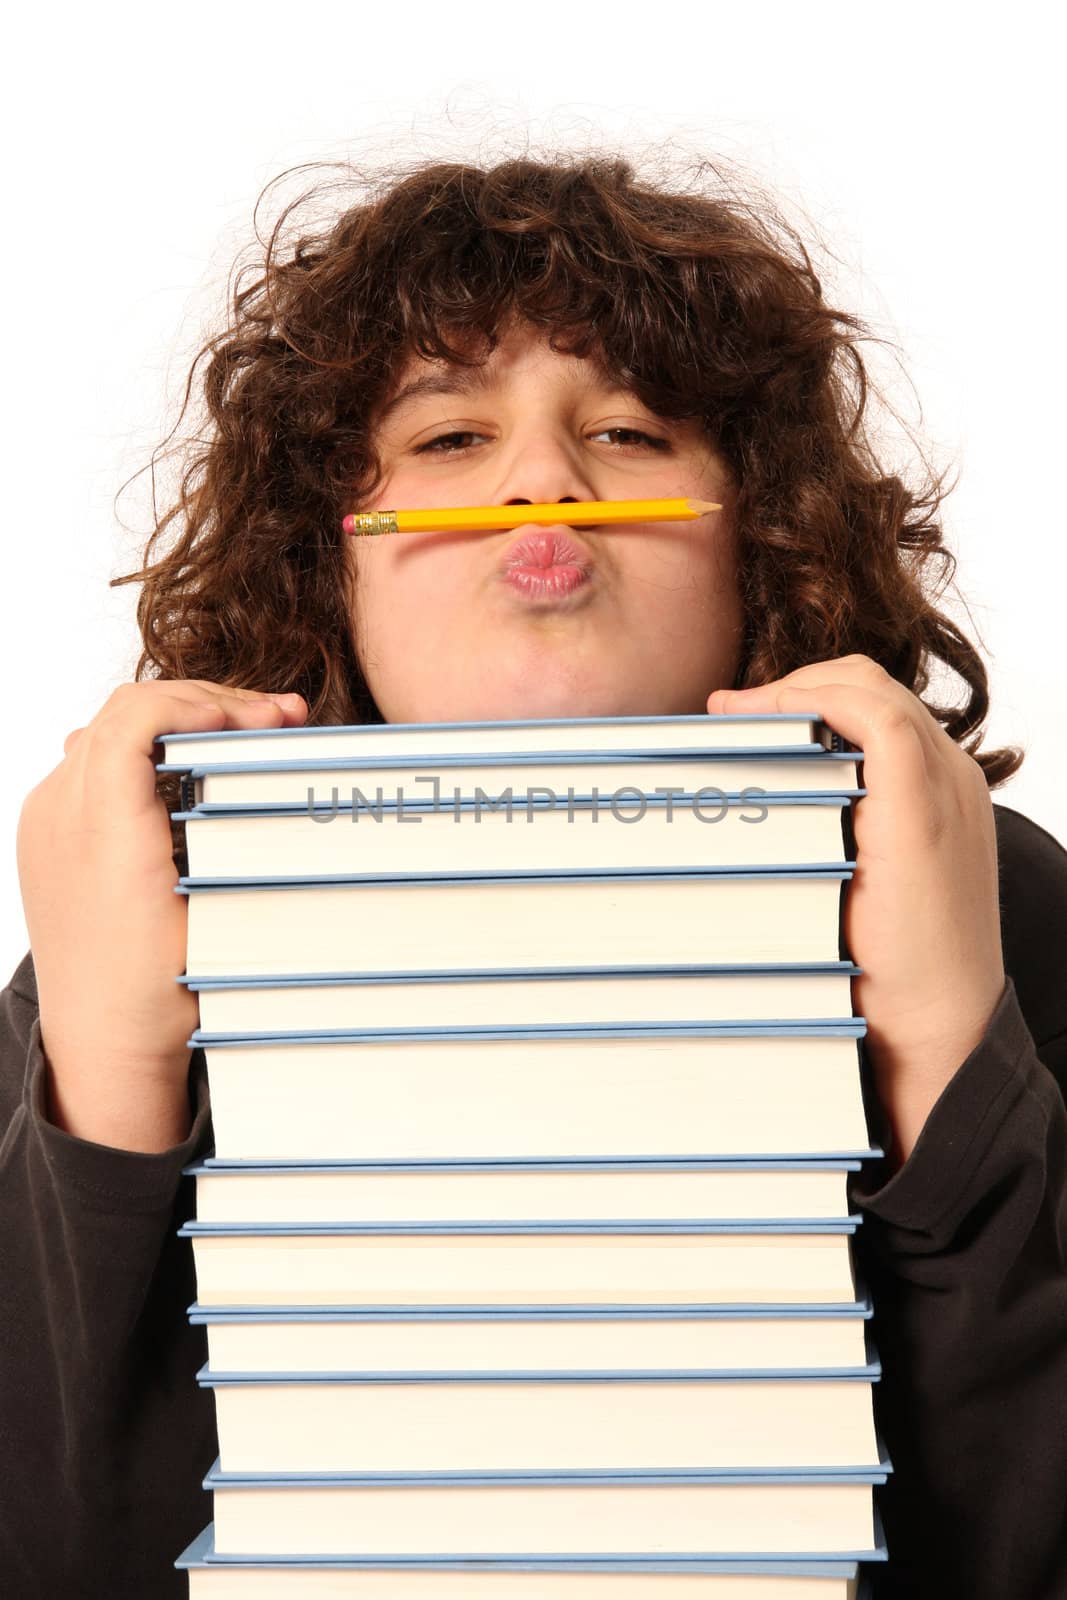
[347, 317, 742, 724]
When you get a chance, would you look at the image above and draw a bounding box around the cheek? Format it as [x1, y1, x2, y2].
[348, 548, 395, 651]
[689, 503, 739, 588]
[352, 545, 467, 646]
[634, 523, 736, 596]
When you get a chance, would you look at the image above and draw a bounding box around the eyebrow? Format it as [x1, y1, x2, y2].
[375, 354, 638, 426]
[376, 369, 499, 423]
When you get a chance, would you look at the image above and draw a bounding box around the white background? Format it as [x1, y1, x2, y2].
[2, 2, 1063, 981]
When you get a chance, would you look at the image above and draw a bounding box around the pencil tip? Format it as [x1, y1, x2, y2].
[687, 498, 723, 515]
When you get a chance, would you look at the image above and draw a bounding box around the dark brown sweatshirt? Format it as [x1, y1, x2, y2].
[1, 801, 1065, 1600]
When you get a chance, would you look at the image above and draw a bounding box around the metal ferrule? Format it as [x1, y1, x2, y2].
[347, 510, 399, 537]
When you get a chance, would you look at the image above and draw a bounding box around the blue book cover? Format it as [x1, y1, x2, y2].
[161, 751, 866, 780]
[194, 1150, 883, 1168]
[199, 1158, 883, 1171]
[158, 741, 864, 777]
[184, 1159, 872, 1191]
[179, 1217, 864, 1237]
[195, 1356, 882, 1384]
[188, 1017, 866, 1046]
[172, 789, 865, 818]
[178, 960, 864, 989]
[156, 709, 850, 763]
[186, 1294, 875, 1323]
[177, 863, 856, 892]
[203, 1457, 891, 1489]
[176, 1519, 887, 1571]
[184, 1154, 871, 1175]
[186, 1018, 866, 1048]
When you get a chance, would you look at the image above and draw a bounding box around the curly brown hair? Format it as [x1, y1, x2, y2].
[112, 148, 1022, 847]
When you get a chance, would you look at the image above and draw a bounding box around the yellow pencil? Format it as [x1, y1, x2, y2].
[341, 497, 722, 537]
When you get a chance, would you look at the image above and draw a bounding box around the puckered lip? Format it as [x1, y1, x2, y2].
[499, 525, 595, 573]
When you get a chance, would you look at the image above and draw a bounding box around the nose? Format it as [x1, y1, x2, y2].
[508, 495, 579, 509]
[493, 428, 597, 510]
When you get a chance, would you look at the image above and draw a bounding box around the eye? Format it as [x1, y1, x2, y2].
[588, 427, 671, 452]
[411, 425, 672, 457]
[413, 431, 486, 455]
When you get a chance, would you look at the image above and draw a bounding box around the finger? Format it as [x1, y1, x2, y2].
[165, 679, 307, 712]
[76, 690, 298, 817]
[91, 681, 307, 742]
[808, 655, 952, 758]
[707, 655, 947, 763]
[715, 680, 939, 847]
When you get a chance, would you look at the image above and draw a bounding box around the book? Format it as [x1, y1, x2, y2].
[198, 1363, 881, 1475]
[186, 1024, 870, 1164]
[188, 1300, 875, 1376]
[178, 869, 853, 980]
[176, 1522, 878, 1596]
[180, 964, 862, 1035]
[178, 1219, 862, 1308]
[168, 712, 885, 1585]
[184, 1158, 864, 1225]
[174, 795, 860, 880]
[171, 752, 861, 812]
[156, 712, 847, 771]
[203, 1459, 888, 1559]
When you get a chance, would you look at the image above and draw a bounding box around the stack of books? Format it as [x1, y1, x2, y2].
[158, 712, 889, 1598]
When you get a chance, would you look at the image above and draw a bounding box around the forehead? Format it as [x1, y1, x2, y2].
[376, 323, 629, 426]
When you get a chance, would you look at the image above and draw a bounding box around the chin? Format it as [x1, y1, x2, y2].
[405, 686, 683, 726]
[377, 655, 705, 724]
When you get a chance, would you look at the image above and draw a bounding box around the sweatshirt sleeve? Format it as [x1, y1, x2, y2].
[0, 950, 220, 1599]
[853, 804, 1067, 1600]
